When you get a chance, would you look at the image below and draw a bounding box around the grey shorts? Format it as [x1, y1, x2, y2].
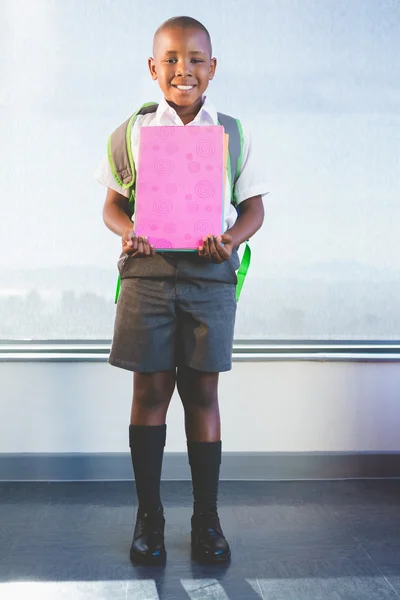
[109, 250, 239, 373]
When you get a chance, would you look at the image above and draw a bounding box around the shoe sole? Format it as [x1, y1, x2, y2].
[130, 550, 167, 566]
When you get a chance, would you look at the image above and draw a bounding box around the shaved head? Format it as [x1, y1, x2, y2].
[153, 16, 212, 57]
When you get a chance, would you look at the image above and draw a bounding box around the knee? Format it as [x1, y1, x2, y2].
[177, 369, 219, 410]
[189, 388, 218, 410]
[135, 389, 168, 411]
[134, 372, 175, 411]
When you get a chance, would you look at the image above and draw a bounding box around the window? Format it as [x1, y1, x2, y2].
[1, 0, 398, 340]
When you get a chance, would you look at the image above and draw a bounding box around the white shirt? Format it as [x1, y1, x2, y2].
[94, 97, 268, 231]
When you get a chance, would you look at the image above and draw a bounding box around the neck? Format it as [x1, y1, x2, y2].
[166, 97, 204, 125]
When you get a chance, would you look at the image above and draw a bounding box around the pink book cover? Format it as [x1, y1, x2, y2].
[134, 125, 225, 250]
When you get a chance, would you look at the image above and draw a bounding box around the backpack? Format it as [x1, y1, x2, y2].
[108, 102, 251, 302]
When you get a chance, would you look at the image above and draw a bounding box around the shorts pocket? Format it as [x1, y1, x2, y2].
[117, 252, 131, 277]
[226, 248, 240, 283]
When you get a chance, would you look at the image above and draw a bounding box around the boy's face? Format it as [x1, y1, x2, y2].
[149, 26, 216, 113]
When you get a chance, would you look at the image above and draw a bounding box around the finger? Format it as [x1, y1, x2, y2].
[136, 237, 144, 255]
[207, 236, 222, 263]
[220, 233, 233, 245]
[214, 236, 230, 260]
[125, 235, 137, 252]
[209, 237, 220, 261]
[125, 228, 135, 242]
[143, 237, 152, 256]
[202, 237, 211, 260]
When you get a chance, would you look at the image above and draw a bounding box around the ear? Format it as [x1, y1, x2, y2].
[209, 57, 217, 81]
[148, 57, 158, 81]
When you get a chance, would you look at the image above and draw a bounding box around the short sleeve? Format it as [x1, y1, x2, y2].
[93, 156, 130, 198]
[233, 123, 269, 205]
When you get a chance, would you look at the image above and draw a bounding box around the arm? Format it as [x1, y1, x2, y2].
[199, 195, 264, 262]
[102, 188, 155, 257]
[102, 188, 134, 236]
[226, 195, 264, 247]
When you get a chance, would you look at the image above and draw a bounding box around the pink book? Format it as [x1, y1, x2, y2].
[134, 125, 225, 250]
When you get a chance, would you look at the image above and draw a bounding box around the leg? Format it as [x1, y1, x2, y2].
[131, 370, 176, 425]
[109, 271, 178, 565]
[129, 370, 175, 566]
[177, 367, 221, 515]
[175, 267, 237, 563]
[130, 369, 175, 509]
[177, 366, 230, 563]
[177, 366, 220, 442]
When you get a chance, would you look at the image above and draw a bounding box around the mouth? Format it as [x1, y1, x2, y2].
[172, 84, 196, 92]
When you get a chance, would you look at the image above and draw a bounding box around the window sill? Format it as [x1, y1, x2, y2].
[0, 341, 399, 361]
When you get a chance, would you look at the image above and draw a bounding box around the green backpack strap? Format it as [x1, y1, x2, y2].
[217, 113, 250, 302]
[235, 242, 251, 302]
[114, 276, 121, 304]
[108, 103, 158, 303]
[108, 102, 159, 207]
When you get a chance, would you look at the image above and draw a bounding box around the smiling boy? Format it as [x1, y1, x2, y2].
[95, 16, 267, 565]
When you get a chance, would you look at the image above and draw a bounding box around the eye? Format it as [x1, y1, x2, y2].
[191, 59, 203, 64]
[165, 58, 177, 64]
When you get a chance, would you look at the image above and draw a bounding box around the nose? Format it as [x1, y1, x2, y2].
[175, 59, 192, 77]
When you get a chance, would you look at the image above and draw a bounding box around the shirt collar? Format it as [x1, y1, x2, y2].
[154, 96, 218, 126]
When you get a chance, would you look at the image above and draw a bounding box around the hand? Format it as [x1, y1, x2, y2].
[198, 233, 234, 263]
[122, 229, 155, 258]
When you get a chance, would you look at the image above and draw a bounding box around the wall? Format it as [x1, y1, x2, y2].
[0, 360, 398, 454]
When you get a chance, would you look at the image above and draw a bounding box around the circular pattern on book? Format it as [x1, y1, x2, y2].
[152, 238, 173, 249]
[165, 142, 178, 155]
[195, 220, 214, 236]
[184, 233, 192, 240]
[152, 185, 159, 192]
[164, 222, 177, 234]
[154, 159, 174, 177]
[206, 164, 213, 171]
[195, 180, 215, 198]
[196, 140, 215, 158]
[205, 204, 213, 212]
[188, 161, 201, 173]
[188, 127, 201, 136]
[153, 198, 173, 216]
[187, 202, 200, 213]
[150, 223, 159, 231]
[156, 127, 175, 138]
[185, 193, 193, 201]
[165, 183, 178, 195]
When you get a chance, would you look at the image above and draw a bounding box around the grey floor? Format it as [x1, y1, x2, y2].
[1, 480, 400, 599]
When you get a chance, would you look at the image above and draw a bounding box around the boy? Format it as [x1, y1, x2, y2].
[95, 16, 266, 565]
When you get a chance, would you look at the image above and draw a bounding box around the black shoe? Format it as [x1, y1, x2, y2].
[191, 511, 231, 564]
[130, 506, 166, 565]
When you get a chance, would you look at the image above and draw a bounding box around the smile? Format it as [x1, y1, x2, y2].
[173, 85, 196, 91]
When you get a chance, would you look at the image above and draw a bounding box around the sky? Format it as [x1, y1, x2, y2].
[0, 0, 399, 273]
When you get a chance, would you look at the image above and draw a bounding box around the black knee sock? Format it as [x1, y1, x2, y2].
[129, 424, 166, 514]
[187, 440, 222, 515]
